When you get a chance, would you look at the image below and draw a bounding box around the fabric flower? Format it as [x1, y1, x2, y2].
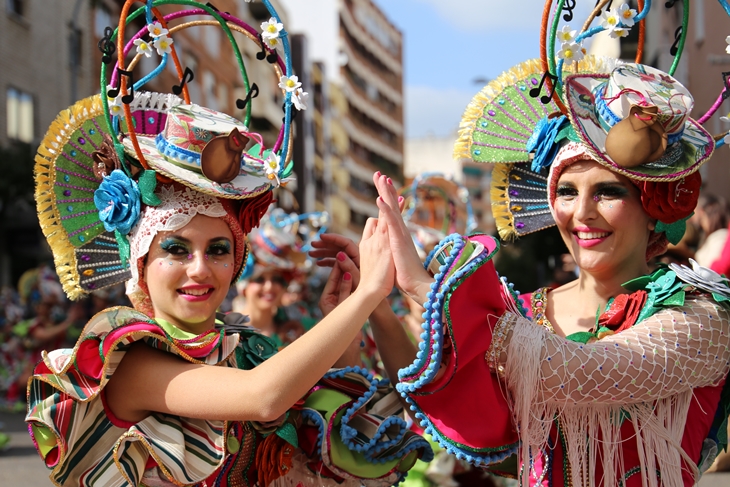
[638, 171, 701, 224]
[94, 169, 141, 235]
[241, 333, 277, 367]
[609, 27, 630, 39]
[106, 85, 127, 118]
[527, 115, 568, 172]
[153, 34, 174, 56]
[261, 17, 284, 40]
[265, 152, 282, 186]
[725, 35, 730, 54]
[720, 112, 730, 122]
[598, 290, 647, 332]
[600, 9, 621, 31]
[278, 75, 301, 93]
[133, 38, 154, 58]
[557, 42, 585, 62]
[264, 36, 281, 50]
[617, 3, 637, 28]
[238, 190, 274, 234]
[291, 88, 309, 111]
[91, 132, 122, 180]
[669, 259, 730, 299]
[147, 21, 168, 38]
[557, 25, 576, 44]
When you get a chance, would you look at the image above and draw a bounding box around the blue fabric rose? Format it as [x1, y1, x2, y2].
[94, 169, 141, 235]
[527, 115, 568, 172]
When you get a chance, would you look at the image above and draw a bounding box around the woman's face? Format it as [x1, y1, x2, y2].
[144, 214, 235, 333]
[243, 270, 287, 311]
[552, 161, 654, 276]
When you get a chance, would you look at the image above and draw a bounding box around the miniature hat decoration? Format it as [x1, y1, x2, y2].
[565, 63, 714, 181]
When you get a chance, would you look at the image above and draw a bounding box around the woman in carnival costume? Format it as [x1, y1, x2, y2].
[25, 2, 432, 486]
[235, 207, 328, 348]
[327, 2, 730, 486]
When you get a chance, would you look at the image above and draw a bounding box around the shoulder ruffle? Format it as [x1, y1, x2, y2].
[397, 234, 519, 466]
[26, 306, 239, 487]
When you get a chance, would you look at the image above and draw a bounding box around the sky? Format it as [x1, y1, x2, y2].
[370, 0, 596, 139]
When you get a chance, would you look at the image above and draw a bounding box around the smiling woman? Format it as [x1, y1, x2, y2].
[24, 2, 432, 486]
[354, 61, 730, 487]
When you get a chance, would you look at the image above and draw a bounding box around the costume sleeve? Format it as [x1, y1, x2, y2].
[25, 307, 237, 487]
[504, 295, 730, 405]
[396, 234, 521, 466]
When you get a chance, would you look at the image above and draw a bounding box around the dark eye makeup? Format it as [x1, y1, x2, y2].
[159, 237, 232, 257]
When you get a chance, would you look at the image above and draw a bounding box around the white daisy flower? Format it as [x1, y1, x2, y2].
[557, 42, 585, 62]
[147, 21, 168, 38]
[265, 152, 281, 186]
[261, 17, 284, 40]
[726, 35, 730, 54]
[292, 88, 309, 111]
[608, 27, 630, 39]
[557, 25, 577, 44]
[617, 3, 637, 28]
[133, 38, 154, 58]
[278, 75, 302, 93]
[153, 34, 174, 56]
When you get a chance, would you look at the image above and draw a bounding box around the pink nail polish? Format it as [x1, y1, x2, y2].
[387, 177, 393, 185]
[343, 272, 352, 281]
[337, 252, 346, 262]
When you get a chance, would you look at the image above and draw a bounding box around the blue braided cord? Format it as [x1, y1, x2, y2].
[404, 396, 518, 466]
[261, 0, 293, 178]
[145, 3, 154, 24]
[155, 133, 202, 166]
[134, 52, 168, 91]
[636, 0, 652, 21]
[720, 0, 730, 16]
[524, 204, 550, 211]
[717, 136, 727, 148]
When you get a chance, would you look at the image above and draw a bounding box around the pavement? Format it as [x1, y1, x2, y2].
[2, 410, 730, 486]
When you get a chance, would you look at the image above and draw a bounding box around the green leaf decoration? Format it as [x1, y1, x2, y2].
[662, 290, 686, 307]
[712, 292, 730, 304]
[138, 169, 161, 206]
[565, 331, 596, 344]
[623, 266, 668, 291]
[275, 422, 299, 448]
[115, 230, 131, 267]
[656, 216, 690, 245]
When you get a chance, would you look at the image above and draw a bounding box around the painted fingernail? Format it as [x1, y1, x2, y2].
[375, 171, 381, 176]
[398, 196, 404, 202]
[387, 177, 393, 185]
[343, 272, 352, 281]
[337, 251, 346, 262]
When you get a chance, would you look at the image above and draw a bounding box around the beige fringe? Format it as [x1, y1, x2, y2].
[506, 319, 699, 487]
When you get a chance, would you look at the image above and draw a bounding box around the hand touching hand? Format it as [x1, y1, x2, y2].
[373, 172, 432, 304]
[357, 216, 395, 300]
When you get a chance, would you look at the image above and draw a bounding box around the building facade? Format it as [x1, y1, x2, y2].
[0, 0, 97, 286]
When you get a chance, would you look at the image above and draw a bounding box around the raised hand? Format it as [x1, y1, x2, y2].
[318, 259, 353, 317]
[357, 216, 395, 300]
[373, 172, 432, 304]
[309, 233, 361, 269]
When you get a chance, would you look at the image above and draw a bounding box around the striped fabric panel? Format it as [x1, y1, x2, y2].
[26, 307, 238, 486]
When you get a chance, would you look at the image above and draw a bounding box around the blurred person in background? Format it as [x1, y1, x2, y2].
[693, 193, 730, 267]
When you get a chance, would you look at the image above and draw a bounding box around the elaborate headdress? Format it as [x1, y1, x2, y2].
[35, 1, 302, 305]
[399, 173, 477, 260]
[454, 1, 729, 254]
[244, 206, 330, 280]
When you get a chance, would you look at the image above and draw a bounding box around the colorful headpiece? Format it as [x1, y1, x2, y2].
[244, 207, 330, 279]
[35, 1, 300, 300]
[454, 1, 729, 249]
[400, 173, 477, 260]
